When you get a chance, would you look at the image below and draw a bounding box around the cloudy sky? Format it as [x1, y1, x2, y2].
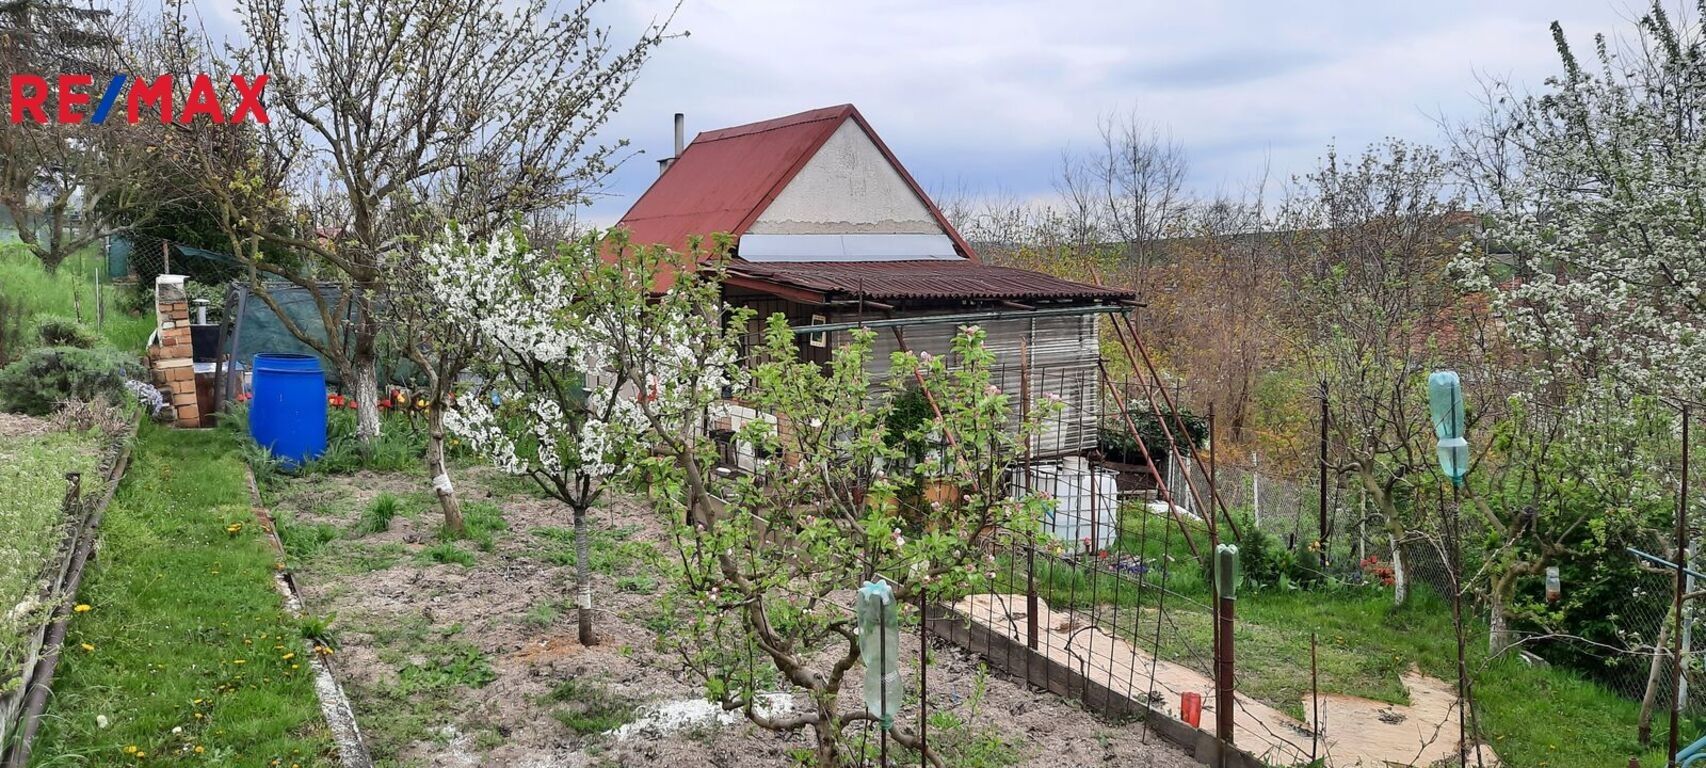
[200, 0, 1652, 224]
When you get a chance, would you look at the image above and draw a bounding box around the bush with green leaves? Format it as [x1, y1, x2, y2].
[0, 346, 141, 415]
[1099, 406, 1208, 467]
[32, 315, 100, 349]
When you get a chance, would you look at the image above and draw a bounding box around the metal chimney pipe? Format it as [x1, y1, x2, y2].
[659, 113, 686, 177]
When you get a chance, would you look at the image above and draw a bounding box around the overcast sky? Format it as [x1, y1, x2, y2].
[199, 0, 1653, 225]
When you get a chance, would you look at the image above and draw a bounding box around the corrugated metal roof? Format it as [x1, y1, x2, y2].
[725, 260, 1131, 303]
[618, 105, 850, 257]
[613, 105, 979, 288]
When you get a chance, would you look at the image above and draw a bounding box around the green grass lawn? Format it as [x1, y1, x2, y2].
[0, 428, 102, 683]
[27, 425, 336, 767]
[0, 244, 154, 354]
[1004, 507, 1669, 768]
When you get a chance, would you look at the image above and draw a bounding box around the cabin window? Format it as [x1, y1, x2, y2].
[808, 314, 828, 348]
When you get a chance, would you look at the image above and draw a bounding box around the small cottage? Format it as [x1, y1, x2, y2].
[616, 105, 1129, 466]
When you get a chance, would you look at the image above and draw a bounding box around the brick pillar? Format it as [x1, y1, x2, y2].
[147, 275, 201, 427]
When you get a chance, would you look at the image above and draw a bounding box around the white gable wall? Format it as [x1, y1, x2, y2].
[747, 120, 946, 237]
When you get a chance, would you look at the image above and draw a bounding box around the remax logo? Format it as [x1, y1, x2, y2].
[8, 74, 269, 125]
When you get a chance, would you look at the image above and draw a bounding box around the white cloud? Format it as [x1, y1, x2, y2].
[186, 0, 1655, 223]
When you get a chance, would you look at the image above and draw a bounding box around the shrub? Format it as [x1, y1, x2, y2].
[1099, 407, 1208, 467]
[0, 346, 140, 416]
[1232, 524, 1286, 588]
[0, 296, 25, 365]
[33, 315, 100, 349]
[186, 281, 228, 321]
[117, 285, 154, 316]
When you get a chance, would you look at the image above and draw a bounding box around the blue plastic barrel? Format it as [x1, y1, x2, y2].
[249, 353, 327, 466]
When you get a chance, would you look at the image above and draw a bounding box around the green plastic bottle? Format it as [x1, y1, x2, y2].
[856, 580, 901, 725]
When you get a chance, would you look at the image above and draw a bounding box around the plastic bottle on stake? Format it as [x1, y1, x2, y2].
[1426, 371, 1469, 485]
[856, 580, 902, 725]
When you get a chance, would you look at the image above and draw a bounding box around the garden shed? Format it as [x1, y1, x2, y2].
[616, 104, 1131, 463]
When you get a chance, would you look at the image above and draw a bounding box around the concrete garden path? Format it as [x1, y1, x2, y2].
[955, 593, 1500, 767]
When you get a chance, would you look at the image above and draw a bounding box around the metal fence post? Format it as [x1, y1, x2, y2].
[1214, 544, 1238, 760]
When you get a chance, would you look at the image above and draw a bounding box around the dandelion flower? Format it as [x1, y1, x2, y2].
[74, 604, 92, 613]
[80, 642, 94, 652]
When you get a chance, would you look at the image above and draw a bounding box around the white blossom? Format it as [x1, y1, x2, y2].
[1455, 18, 1706, 402]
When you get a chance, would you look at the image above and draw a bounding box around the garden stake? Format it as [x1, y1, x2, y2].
[1132, 316, 1243, 541]
[919, 589, 927, 768]
[1108, 314, 1231, 540]
[1311, 632, 1320, 763]
[1096, 362, 1200, 557]
[880, 597, 889, 768]
[1021, 342, 1039, 651]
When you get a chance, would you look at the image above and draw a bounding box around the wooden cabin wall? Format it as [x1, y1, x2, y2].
[839, 312, 1102, 457]
[730, 296, 832, 366]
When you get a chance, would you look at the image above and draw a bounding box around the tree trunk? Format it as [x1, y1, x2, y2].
[1639, 604, 1677, 746]
[574, 505, 596, 646]
[34, 244, 66, 275]
[1388, 531, 1407, 606]
[1487, 565, 1528, 656]
[352, 354, 382, 448]
[351, 292, 382, 449]
[811, 720, 840, 767]
[40, 251, 65, 274]
[1488, 600, 1513, 657]
[427, 409, 465, 537]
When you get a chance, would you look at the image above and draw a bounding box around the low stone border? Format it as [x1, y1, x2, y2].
[1, 423, 137, 767]
[244, 467, 374, 768]
[923, 603, 1268, 768]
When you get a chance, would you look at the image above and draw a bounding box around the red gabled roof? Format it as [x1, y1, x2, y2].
[615, 104, 978, 273]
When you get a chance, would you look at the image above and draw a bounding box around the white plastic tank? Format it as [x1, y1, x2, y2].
[1014, 457, 1119, 551]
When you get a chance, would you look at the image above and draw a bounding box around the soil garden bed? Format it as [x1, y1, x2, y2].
[262, 465, 1199, 768]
